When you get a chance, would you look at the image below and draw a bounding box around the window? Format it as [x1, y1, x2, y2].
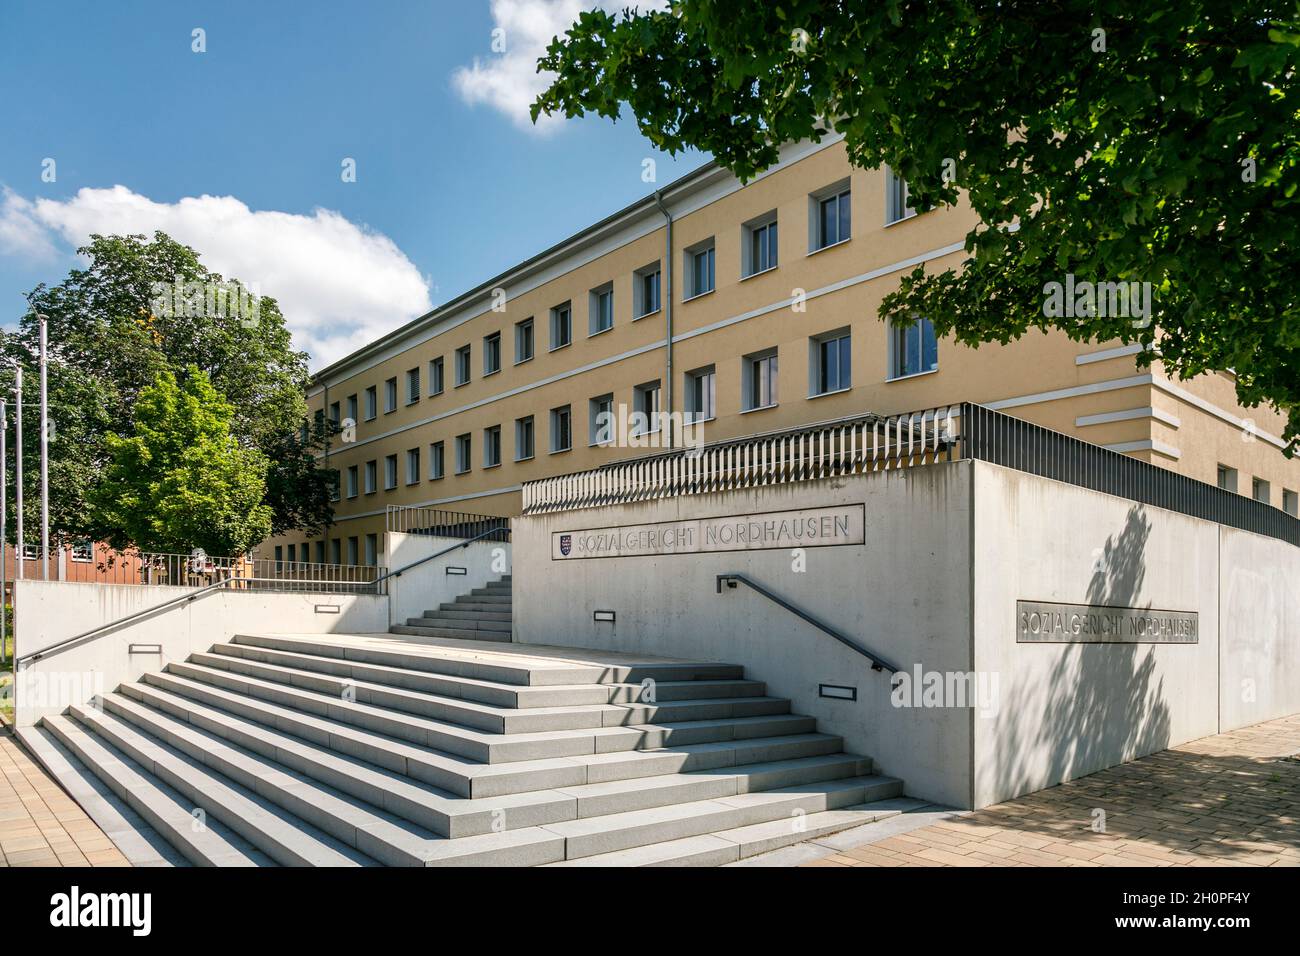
[330, 539, 342, 565]
[406, 447, 420, 485]
[743, 349, 778, 411]
[455, 345, 471, 386]
[515, 318, 534, 364]
[364, 533, 378, 567]
[634, 264, 661, 318]
[515, 416, 535, 461]
[550, 405, 572, 453]
[455, 433, 472, 474]
[328, 401, 340, 425]
[811, 330, 852, 395]
[384, 454, 398, 490]
[886, 167, 915, 224]
[590, 394, 614, 445]
[685, 366, 716, 423]
[1252, 477, 1271, 505]
[484, 425, 502, 468]
[550, 302, 572, 350]
[71, 539, 93, 563]
[589, 285, 614, 335]
[347, 536, 359, 565]
[430, 441, 445, 479]
[484, 332, 502, 375]
[406, 368, 420, 404]
[429, 356, 444, 395]
[315, 541, 326, 564]
[329, 468, 340, 502]
[274, 545, 283, 568]
[346, 465, 359, 498]
[364, 459, 377, 494]
[889, 318, 939, 379]
[364, 386, 377, 421]
[1284, 489, 1298, 517]
[633, 381, 661, 435]
[384, 377, 397, 413]
[686, 241, 715, 298]
[813, 183, 851, 249]
[743, 214, 778, 277]
[21, 543, 36, 561]
[1217, 465, 1238, 493]
[287, 543, 296, 564]
[346, 393, 358, 424]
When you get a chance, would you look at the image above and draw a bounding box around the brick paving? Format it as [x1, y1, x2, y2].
[804, 714, 1300, 868]
[0, 724, 129, 867]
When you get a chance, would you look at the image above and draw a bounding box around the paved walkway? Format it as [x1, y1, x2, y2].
[799, 714, 1300, 868]
[0, 725, 128, 867]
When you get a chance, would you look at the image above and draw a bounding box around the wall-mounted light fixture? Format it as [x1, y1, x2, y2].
[593, 610, 616, 623]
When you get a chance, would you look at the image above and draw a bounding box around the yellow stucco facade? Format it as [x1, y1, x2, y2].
[277, 137, 1299, 565]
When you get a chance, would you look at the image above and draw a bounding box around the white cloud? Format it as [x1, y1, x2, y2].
[2, 185, 433, 370]
[452, 0, 666, 132]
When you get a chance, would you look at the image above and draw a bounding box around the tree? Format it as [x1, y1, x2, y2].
[533, 2, 1300, 451]
[3, 230, 335, 546]
[92, 367, 273, 556]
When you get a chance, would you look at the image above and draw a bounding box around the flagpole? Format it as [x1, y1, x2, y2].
[15, 366, 22, 585]
[39, 313, 49, 581]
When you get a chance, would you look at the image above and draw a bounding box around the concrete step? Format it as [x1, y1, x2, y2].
[534, 776, 888, 860]
[188, 649, 787, 731]
[40, 715, 271, 867]
[65, 702, 385, 867]
[232, 633, 747, 686]
[230, 633, 606, 686]
[405, 616, 513, 633]
[146, 661, 816, 763]
[391, 624, 513, 643]
[428, 607, 513, 622]
[126, 671, 849, 799]
[104, 681, 876, 842]
[70, 697, 448, 865]
[443, 601, 513, 614]
[463, 592, 512, 604]
[17, 725, 189, 866]
[546, 796, 906, 867]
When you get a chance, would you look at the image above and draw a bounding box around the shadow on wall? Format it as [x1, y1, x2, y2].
[988, 505, 1172, 803]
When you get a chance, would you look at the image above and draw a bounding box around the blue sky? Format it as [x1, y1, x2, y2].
[0, 0, 699, 367]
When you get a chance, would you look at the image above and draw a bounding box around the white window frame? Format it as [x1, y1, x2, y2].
[589, 284, 614, 336]
[406, 368, 420, 404]
[684, 366, 716, 423]
[632, 381, 661, 435]
[589, 394, 614, 446]
[384, 454, 398, 490]
[550, 302, 572, 350]
[742, 349, 778, 412]
[633, 263, 661, 318]
[406, 447, 420, 485]
[430, 441, 445, 480]
[889, 317, 939, 380]
[455, 345, 472, 386]
[550, 405, 572, 453]
[810, 328, 852, 396]
[364, 460, 377, 494]
[515, 318, 534, 364]
[515, 416, 535, 461]
[741, 212, 778, 278]
[885, 166, 916, 225]
[455, 433, 472, 474]
[384, 377, 397, 414]
[429, 357, 444, 395]
[685, 241, 716, 299]
[484, 332, 502, 376]
[810, 179, 852, 251]
[483, 425, 502, 468]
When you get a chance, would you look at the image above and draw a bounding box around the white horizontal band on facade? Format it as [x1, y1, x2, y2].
[1075, 343, 1147, 366]
[1075, 406, 1182, 429]
[1152, 377, 1286, 450]
[984, 374, 1154, 411]
[1102, 439, 1182, 460]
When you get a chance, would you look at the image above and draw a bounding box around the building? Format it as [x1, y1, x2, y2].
[281, 136, 1300, 564]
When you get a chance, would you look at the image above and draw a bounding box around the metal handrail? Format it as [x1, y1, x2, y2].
[372, 526, 510, 586]
[16, 575, 382, 667]
[715, 573, 902, 675]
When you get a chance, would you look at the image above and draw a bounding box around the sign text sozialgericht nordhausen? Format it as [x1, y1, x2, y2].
[1017, 600, 1198, 644]
[551, 505, 865, 560]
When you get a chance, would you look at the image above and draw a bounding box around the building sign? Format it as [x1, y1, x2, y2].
[550, 504, 866, 560]
[1016, 600, 1199, 644]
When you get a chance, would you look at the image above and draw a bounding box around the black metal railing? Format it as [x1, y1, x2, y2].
[960, 403, 1300, 547]
[716, 573, 902, 675]
[386, 505, 511, 542]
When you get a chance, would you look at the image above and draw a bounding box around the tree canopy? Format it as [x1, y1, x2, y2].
[533, 1, 1300, 451]
[2, 231, 335, 549]
[91, 367, 274, 556]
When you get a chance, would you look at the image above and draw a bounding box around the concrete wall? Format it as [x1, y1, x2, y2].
[514, 462, 976, 808]
[969, 464, 1223, 808]
[512, 459, 1299, 810]
[385, 532, 511, 629]
[13, 580, 388, 727]
[1218, 526, 1300, 730]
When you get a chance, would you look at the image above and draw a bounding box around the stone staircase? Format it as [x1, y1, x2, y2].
[21, 627, 906, 866]
[390, 574, 514, 642]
